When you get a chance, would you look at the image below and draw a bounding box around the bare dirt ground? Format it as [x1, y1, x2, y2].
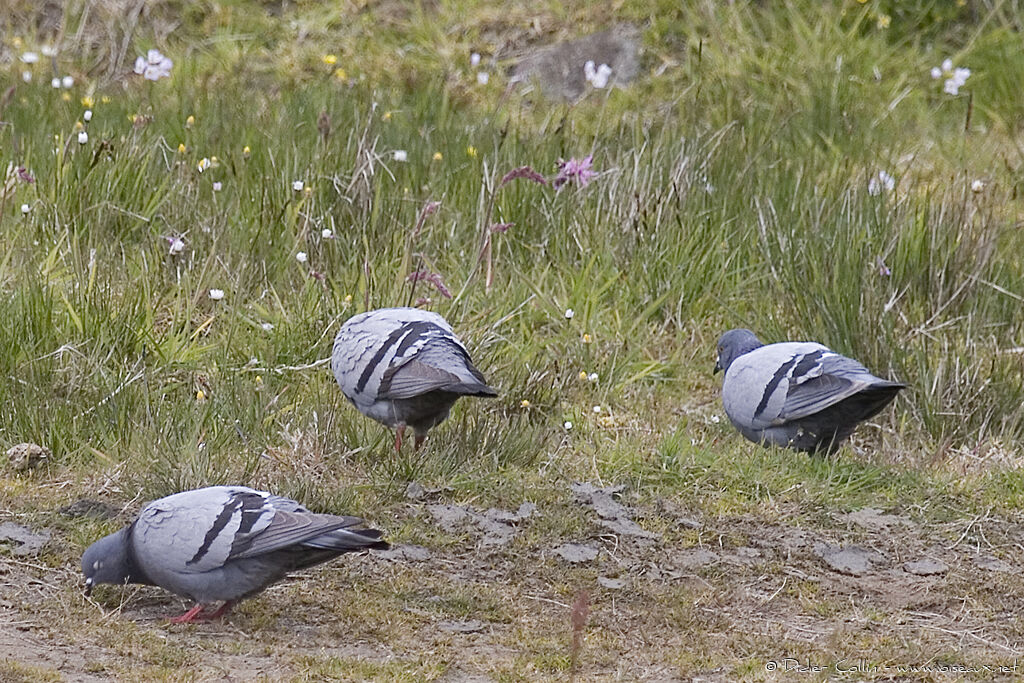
[2, 480, 1022, 682]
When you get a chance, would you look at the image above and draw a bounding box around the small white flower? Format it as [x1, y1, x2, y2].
[21, 204, 30, 215]
[476, 71, 489, 85]
[212, 181, 223, 192]
[261, 322, 274, 332]
[942, 58, 953, 72]
[50, 77, 61, 89]
[21, 51, 39, 64]
[83, 109, 93, 122]
[321, 228, 334, 239]
[197, 158, 211, 173]
[930, 66, 942, 79]
[588, 372, 599, 382]
[933, 59, 970, 96]
[592, 405, 602, 413]
[971, 179, 985, 193]
[292, 180, 304, 191]
[61, 75, 74, 89]
[564, 308, 575, 319]
[944, 79, 960, 96]
[41, 45, 57, 57]
[296, 251, 308, 263]
[208, 288, 225, 301]
[134, 48, 173, 81]
[21, 71, 31, 83]
[563, 421, 573, 430]
[584, 60, 612, 88]
[393, 150, 408, 162]
[169, 238, 185, 255]
[868, 170, 895, 196]
[710, 415, 721, 424]
[77, 130, 88, 144]
[470, 52, 481, 67]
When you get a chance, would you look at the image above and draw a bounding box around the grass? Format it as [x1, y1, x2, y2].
[2, 0, 1024, 679]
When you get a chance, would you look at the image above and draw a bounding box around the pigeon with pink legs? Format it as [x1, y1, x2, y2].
[81, 486, 387, 623]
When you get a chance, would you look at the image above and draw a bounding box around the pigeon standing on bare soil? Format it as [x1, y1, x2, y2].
[332, 307, 497, 450]
[714, 328, 905, 454]
[81, 486, 388, 623]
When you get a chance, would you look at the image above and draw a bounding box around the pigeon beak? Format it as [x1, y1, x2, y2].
[713, 357, 723, 374]
[84, 578, 93, 597]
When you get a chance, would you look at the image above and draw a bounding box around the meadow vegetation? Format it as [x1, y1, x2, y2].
[1, 0, 1023, 680]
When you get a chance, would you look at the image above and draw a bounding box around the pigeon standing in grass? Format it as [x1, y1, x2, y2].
[332, 307, 497, 450]
[81, 486, 388, 623]
[713, 328, 905, 454]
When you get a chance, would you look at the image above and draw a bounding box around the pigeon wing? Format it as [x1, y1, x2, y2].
[755, 349, 883, 425]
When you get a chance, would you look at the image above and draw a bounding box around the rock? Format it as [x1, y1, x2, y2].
[0, 522, 51, 556]
[840, 508, 911, 531]
[903, 559, 948, 576]
[438, 619, 486, 634]
[672, 548, 719, 570]
[426, 503, 534, 546]
[58, 499, 119, 520]
[376, 544, 432, 562]
[6, 443, 50, 472]
[598, 516, 658, 540]
[597, 576, 625, 589]
[813, 542, 879, 576]
[974, 555, 1012, 573]
[554, 543, 599, 563]
[405, 482, 427, 500]
[511, 26, 641, 101]
[571, 482, 628, 519]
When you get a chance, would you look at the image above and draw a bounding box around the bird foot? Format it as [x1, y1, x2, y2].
[394, 424, 406, 452]
[167, 604, 207, 624]
[168, 601, 233, 623]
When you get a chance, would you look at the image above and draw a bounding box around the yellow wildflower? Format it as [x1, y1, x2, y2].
[520, 399, 530, 408]
[578, 371, 588, 381]
[466, 146, 478, 158]
[322, 54, 338, 65]
[382, 111, 392, 121]
[101, 95, 111, 104]
[74, 120, 84, 131]
[81, 95, 94, 108]
[196, 390, 206, 402]
[877, 14, 891, 29]
[432, 152, 443, 161]
[61, 92, 71, 102]
[185, 115, 195, 128]
[177, 143, 186, 154]
[334, 67, 347, 81]
[242, 145, 251, 160]
[582, 333, 592, 343]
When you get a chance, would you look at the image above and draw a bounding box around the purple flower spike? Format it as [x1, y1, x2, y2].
[16, 167, 35, 184]
[500, 166, 547, 188]
[489, 222, 514, 234]
[407, 270, 452, 299]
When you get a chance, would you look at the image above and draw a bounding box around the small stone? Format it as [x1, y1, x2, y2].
[0, 522, 51, 556]
[58, 499, 119, 520]
[975, 555, 1012, 573]
[376, 544, 431, 562]
[903, 559, 948, 576]
[554, 543, 599, 563]
[813, 542, 879, 576]
[6, 443, 50, 472]
[598, 576, 625, 589]
[438, 619, 485, 633]
[405, 482, 427, 500]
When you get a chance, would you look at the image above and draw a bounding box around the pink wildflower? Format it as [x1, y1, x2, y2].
[552, 155, 596, 191]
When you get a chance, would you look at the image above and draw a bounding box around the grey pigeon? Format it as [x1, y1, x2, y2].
[714, 329, 905, 453]
[81, 486, 388, 623]
[332, 307, 497, 450]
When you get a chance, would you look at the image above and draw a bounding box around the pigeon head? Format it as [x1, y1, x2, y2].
[714, 328, 764, 374]
[81, 527, 141, 596]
